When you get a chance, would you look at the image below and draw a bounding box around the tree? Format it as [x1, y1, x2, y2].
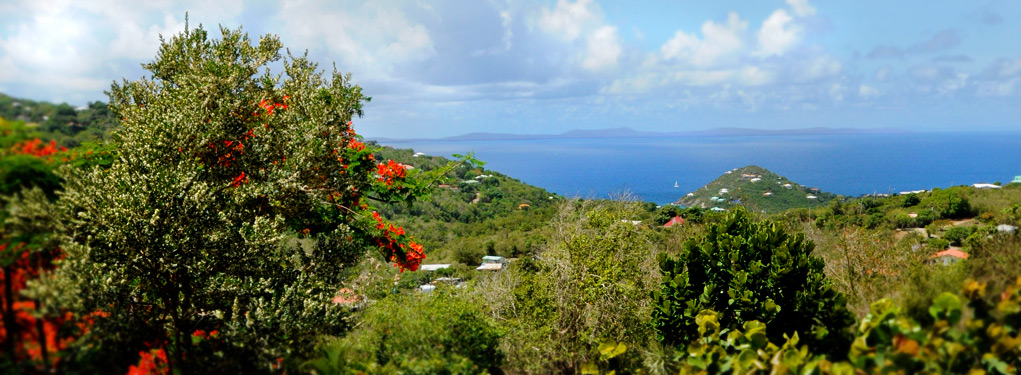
[49, 23, 462, 373]
[651, 207, 854, 358]
[922, 188, 971, 219]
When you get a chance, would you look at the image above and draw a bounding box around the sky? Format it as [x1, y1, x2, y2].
[1, 0, 1019, 138]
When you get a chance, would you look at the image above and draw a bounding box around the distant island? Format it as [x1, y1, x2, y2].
[370, 126, 911, 143]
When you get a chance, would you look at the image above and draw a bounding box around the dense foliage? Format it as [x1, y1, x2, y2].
[652, 207, 855, 357]
[28, 24, 466, 373]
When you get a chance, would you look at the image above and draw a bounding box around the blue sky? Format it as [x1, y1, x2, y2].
[1, 0, 1019, 138]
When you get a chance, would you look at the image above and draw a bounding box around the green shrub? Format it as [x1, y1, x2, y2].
[651, 207, 855, 358]
[942, 225, 973, 246]
[922, 188, 972, 219]
[307, 289, 503, 374]
[901, 193, 921, 207]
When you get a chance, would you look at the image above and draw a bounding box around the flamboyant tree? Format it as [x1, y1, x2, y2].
[48, 23, 467, 373]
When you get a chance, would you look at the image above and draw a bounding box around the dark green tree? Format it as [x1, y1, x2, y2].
[651, 207, 854, 357]
[46, 23, 468, 373]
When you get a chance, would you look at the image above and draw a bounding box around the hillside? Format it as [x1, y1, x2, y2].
[676, 165, 838, 213]
[373, 144, 562, 265]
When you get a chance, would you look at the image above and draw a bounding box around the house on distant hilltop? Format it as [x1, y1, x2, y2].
[929, 247, 968, 266]
[1012, 176, 1021, 184]
[973, 183, 1002, 189]
[806, 195, 818, 200]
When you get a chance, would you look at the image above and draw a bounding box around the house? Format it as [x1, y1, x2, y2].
[419, 277, 465, 293]
[929, 247, 968, 266]
[419, 264, 452, 272]
[808, 187, 821, 193]
[762, 191, 773, 197]
[899, 190, 926, 195]
[806, 195, 818, 199]
[518, 203, 531, 210]
[749, 178, 761, 182]
[413, 152, 426, 157]
[972, 183, 1002, 189]
[711, 207, 725, 212]
[719, 188, 729, 194]
[783, 183, 793, 189]
[1013, 176, 1021, 184]
[476, 256, 508, 271]
[664, 216, 685, 227]
[997, 224, 1017, 234]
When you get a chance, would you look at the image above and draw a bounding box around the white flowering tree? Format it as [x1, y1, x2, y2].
[50, 23, 466, 373]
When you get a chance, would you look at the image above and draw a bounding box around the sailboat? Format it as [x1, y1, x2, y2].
[674, 181, 679, 188]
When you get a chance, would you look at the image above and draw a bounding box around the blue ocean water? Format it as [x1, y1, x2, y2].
[380, 133, 1021, 205]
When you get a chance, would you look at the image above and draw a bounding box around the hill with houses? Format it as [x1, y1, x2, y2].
[676, 165, 839, 213]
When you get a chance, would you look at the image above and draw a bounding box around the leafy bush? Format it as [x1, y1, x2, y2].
[901, 193, 920, 207]
[307, 289, 503, 374]
[498, 199, 660, 373]
[942, 225, 973, 246]
[922, 188, 972, 219]
[651, 207, 855, 357]
[668, 278, 1021, 375]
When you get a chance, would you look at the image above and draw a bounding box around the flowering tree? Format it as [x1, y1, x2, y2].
[50, 24, 469, 373]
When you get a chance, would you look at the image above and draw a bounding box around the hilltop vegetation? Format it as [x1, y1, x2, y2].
[677, 165, 838, 213]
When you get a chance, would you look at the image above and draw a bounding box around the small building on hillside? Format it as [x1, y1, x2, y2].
[973, 183, 1002, 189]
[1012, 176, 1021, 184]
[419, 264, 452, 272]
[929, 247, 968, 266]
[476, 256, 508, 271]
[518, 203, 531, 210]
[997, 224, 1017, 234]
[664, 216, 686, 227]
[806, 195, 818, 200]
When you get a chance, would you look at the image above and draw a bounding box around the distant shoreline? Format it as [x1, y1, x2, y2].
[368, 126, 912, 143]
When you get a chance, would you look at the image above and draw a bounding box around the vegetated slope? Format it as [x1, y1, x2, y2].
[373, 144, 561, 265]
[676, 165, 838, 213]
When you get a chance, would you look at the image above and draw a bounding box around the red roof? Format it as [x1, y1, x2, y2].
[930, 247, 968, 260]
[664, 216, 686, 227]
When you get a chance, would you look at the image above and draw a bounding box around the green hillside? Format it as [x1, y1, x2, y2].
[373, 144, 562, 265]
[676, 165, 838, 213]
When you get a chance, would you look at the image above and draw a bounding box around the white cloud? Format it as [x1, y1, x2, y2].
[874, 66, 891, 82]
[786, 0, 817, 17]
[829, 83, 845, 101]
[277, 1, 436, 79]
[661, 12, 748, 67]
[938, 73, 969, 95]
[755, 9, 800, 57]
[977, 78, 1017, 96]
[582, 26, 621, 71]
[109, 14, 187, 60]
[538, 0, 597, 41]
[859, 84, 880, 99]
[799, 56, 842, 82]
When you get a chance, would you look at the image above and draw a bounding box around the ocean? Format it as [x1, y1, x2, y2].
[378, 132, 1021, 205]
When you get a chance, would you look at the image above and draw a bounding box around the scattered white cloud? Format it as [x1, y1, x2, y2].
[755, 9, 800, 57]
[938, 73, 969, 95]
[859, 84, 881, 99]
[829, 83, 845, 101]
[874, 66, 892, 82]
[786, 0, 817, 17]
[582, 26, 621, 71]
[798, 56, 842, 82]
[661, 12, 748, 67]
[538, 0, 597, 41]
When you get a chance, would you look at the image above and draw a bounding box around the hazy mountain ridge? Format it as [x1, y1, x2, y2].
[370, 126, 911, 143]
